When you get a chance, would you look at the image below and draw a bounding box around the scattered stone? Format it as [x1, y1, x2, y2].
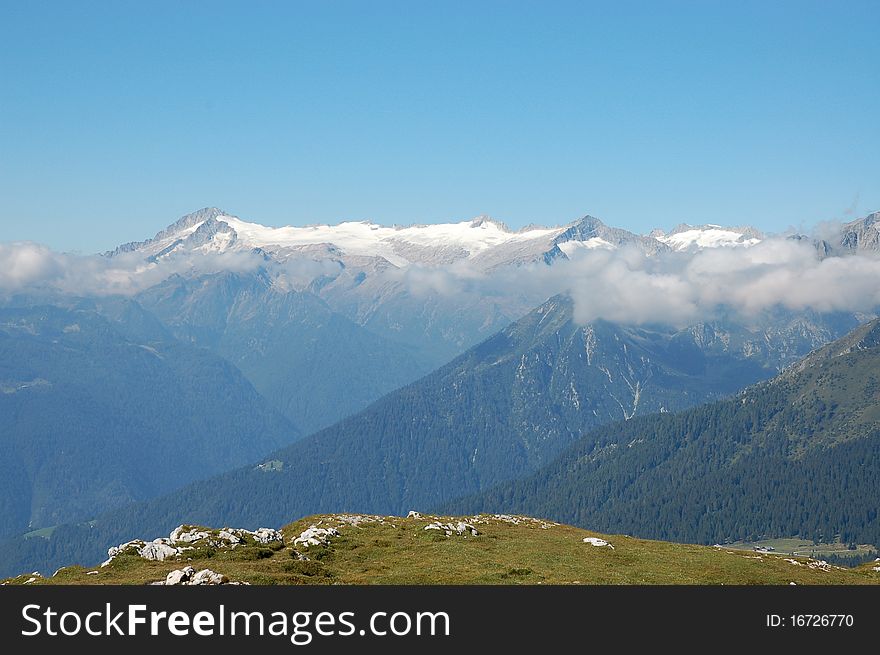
[407, 511, 422, 519]
[469, 514, 558, 529]
[24, 577, 38, 585]
[424, 522, 479, 537]
[784, 558, 802, 566]
[214, 527, 283, 546]
[334, 515, 381, 527]
[293, 526, 340, 548]
[105, 526, 286, 568]
[86, 571, 99, 576]
[160, 566, 236, 586]
[583, 537, 614, 549]
[251, 528, 283, 544]
[806, 559, 831, 572]
[191, 569, 228, 585]
[872, 566, 880, 572]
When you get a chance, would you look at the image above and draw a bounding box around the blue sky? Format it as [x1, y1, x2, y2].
[1, 1, 878, 252]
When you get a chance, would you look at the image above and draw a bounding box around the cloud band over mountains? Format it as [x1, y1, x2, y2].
[1, 237, 879, 327]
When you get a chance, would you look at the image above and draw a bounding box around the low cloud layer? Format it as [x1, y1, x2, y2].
[387, 239, 880, 326]
[1, 237, 879, 326]
[564, 241, 880, 325]
[0, 242, 265, 297]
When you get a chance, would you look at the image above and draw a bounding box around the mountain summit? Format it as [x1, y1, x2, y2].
[107, 207, 772, 268]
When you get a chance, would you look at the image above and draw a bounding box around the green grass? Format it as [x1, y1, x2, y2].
[726, 537, 878, 560]
[5, 514, 880, 586]
[21, 525, 57, 539]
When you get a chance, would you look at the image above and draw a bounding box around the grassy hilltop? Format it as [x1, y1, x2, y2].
[4, 513, 880, 586]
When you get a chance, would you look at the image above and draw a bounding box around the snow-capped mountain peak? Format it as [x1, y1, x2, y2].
[110, 208, 775, 268]
[652, 223, 763, 251]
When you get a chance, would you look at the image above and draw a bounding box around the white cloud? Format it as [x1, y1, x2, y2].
[0, 243, 265, 296]
[1, 236, 879, 326]
[384, 239, 880, 326]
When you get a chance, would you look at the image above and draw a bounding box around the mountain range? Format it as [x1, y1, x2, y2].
[0, 206, 878, 577]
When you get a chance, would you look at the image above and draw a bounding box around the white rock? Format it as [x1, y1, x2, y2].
[165, 566, 195, 585]
[86, 571, 99, 576]
[455, 521, 479, 536]
[138, 540, 179, 562]
[807, 559, 831, 572]
[334, 515, 381, 527]
[170, 526, 210, 544]
[107, 539, 145, 559]
[103, 539, 148, 566]
[24, 577, 38, 584]
[216, 529, 243, 545]
[424, 521, 478, 536]
[293, 526, 339, 547]
[190, 569, 228, 585]
[161, 566, 229, 586]
[470, 514, 558, 529]
[407, 511, 422, 519]
[251, 528, 283, 544]
[583, 537, 614, 549]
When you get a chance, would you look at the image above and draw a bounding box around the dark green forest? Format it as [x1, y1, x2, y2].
[447, 319, 880, 548]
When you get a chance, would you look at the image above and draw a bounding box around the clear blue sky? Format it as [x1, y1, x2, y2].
[1, 1, 878, 252]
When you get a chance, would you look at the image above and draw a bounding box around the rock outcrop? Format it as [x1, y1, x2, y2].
[424, 521, 479, 537]
[103, 525, 283, 566]
[157, 566, 247, 586]
[293, 526, 340, 548]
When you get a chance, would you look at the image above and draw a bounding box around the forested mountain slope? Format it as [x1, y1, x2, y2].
[448, 319, 880, 547]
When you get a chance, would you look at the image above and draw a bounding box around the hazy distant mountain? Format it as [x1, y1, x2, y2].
[0, 299, 297, 540]
[135, 270, 434, 434]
